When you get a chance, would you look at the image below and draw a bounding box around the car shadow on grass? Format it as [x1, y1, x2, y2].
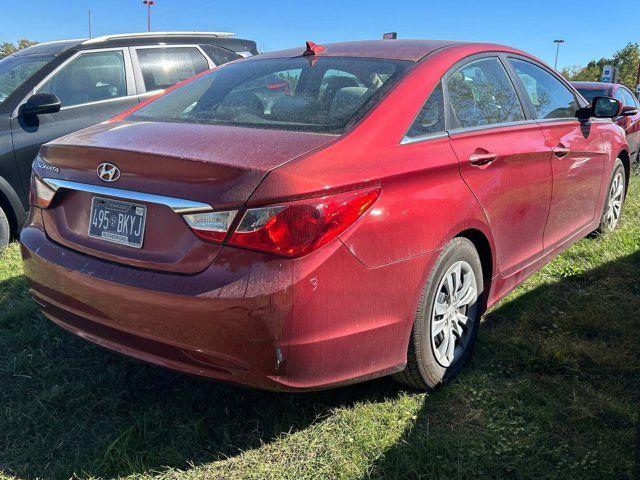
[0, 271, 406, 480]
[365, 250, 640, 479]
[1, 250, 639, 480]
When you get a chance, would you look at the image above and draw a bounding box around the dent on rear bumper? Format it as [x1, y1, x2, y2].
[20, 211, 435, 391]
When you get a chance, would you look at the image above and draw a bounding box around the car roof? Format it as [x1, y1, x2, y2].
[571, 81, 618, 90]
[81, 31, 234, 47]
[12, 32, 250, 57]
[11, 39, 85, 57]
[253, 39, 467, 62]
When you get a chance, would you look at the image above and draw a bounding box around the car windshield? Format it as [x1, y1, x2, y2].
[0, 53, 53, 106]
[576, 88, 610, 103]
[128, 56, 412, 134]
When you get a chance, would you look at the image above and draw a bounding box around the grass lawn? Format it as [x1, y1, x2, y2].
[1, 175, 639, 480]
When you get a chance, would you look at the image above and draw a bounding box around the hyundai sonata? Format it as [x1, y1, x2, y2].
[21, 39, 629, 391]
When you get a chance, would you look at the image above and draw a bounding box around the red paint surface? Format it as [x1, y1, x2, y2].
[21, 40, 628, 391]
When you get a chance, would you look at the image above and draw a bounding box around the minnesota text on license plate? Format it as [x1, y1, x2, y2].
[88, 197, 147, 248]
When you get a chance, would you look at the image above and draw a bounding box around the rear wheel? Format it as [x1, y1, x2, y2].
[393, 237, 484, 390]
[0, 206, 10, 251]
[596, 159, 626, 234]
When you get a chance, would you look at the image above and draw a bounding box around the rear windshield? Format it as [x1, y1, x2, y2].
[128, 56, 412, 134]
[576, 88, 609, 103]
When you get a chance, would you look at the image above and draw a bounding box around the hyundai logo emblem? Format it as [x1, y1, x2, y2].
[97, 163, 121, 182]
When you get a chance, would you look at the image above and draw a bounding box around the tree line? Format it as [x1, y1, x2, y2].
[561, 42, 640, 91]
[0, 39, 38, 58]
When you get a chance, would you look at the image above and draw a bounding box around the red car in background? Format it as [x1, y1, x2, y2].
[21, 40, 630, 392]
[573, 81, 640, 163]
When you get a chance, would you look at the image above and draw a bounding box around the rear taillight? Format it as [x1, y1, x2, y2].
[29, 174, 56, 209]
[227, 187, 381, 258]
[182, 210, 238, 243]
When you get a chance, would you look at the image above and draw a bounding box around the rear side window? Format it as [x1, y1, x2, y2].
[128, 57, 411, 134]
[619, 87, 638, 107]
[136, 47, 209, 91]
[446, 57, 524, 129]
[406, 82, 444, 138]
[508, 58, 579, 119]
[38, 50, 127, 107]
[200, 44, 242, 66]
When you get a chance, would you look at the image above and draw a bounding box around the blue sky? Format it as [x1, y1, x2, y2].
[1, 0, 636, 69]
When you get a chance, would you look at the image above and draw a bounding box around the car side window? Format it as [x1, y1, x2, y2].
[136, 47, 209, 91]
[508, 58, 579, 120]
[38, 50, 127, 108]
[199, 44, 242, 66]
[614, 88, 626, 103]
[446, 57, 524, 129]
[620, 88, 637, 107]
[406, 82, 444, 138]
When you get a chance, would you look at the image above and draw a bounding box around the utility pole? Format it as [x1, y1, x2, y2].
[143, 0, 155, 32]
[88, 10, 92, 38]
[553, 39, 564, 70]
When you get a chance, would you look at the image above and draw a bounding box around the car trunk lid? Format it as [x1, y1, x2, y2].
[37, 121, 336, 274]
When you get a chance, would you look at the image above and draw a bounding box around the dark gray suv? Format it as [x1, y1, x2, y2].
[0, 32, 257, 248]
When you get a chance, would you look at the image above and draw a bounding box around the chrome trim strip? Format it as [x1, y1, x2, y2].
[535, 117, 581, 125]
[401, 131, 448, 145]
[447, 119, 540, 136]
[401, 116, 598, 144]
[42, 178, 213, 214]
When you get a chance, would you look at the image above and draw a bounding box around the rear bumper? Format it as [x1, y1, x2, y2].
[20, 209, 434, 391]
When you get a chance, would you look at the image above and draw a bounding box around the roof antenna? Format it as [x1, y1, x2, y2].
[303, 41, 326, 56]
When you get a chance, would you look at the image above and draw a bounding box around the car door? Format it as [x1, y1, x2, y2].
[617, 86, 640, 158]
[10, 48, 139, 195]
[131, 45, 213, 102]
[506, 57, 606, 252]
[446, 55, 553, 277]
[0, 114, 28, 211]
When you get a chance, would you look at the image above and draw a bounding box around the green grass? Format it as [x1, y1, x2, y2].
[1, 176, 639, 480]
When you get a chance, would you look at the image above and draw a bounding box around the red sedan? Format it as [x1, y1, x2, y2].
[21, 40, 629, 391]
[572, 81, 640, 163]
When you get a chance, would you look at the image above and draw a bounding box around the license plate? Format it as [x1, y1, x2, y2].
[88, 197, 147, 248]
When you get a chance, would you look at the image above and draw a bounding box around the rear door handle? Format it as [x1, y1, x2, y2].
[552, 145, 570, 158]
[469, 151, 498, 166]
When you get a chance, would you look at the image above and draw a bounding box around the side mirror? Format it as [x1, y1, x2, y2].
[592, 96, 622, 118]
[621, 105, 639, 117]
[576, 96, 622, 121]
[19, 92, 61, 117]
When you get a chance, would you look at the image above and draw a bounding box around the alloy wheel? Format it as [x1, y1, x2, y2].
[604, 171, 624, 230]
[430, 260, 478, 367]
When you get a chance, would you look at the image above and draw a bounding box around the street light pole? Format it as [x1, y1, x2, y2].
[143, 0, 155, 32]
[553, 39, 565, 70]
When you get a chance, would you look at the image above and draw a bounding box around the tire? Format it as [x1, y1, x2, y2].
[393, 237, 484, 390]
[596, 159, 626, 234]
[0, 205, 10, 251]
